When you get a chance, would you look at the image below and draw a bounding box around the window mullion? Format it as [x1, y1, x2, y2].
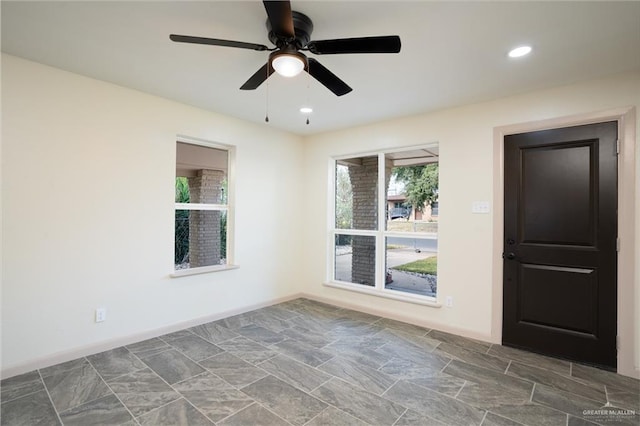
[175, 202, 228, 211]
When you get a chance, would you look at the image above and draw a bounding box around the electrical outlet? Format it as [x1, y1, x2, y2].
[445, 296, 453, 308]
[95, 308, 106, 323]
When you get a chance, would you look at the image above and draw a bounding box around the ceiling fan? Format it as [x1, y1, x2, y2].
[170, 0, 401, 96]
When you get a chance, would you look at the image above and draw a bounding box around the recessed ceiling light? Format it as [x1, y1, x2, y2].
[508, 45, 532, 58]
[300, 107, 313, 114]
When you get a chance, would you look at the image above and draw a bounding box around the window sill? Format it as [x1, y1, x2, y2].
[171, 264, 239, 278]
[323, 281, 442, 307]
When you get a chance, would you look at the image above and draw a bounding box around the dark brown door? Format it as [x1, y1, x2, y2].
[503, 121, 618, 369]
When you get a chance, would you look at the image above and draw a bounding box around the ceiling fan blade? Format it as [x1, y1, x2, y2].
[307, 35, 401, 55]
[307, 58, 352, 96]
[170, 34, 269, 51]
[263, 1, 295, 38]
[240, 62, 275, 90]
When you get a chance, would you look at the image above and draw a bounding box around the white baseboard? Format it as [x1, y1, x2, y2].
[1, 293, 302, 380]
[6, 291, 636, 381]
[298, 292, 495, 344]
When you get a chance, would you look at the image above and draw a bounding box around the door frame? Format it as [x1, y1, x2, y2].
[491, 106, 638, 378]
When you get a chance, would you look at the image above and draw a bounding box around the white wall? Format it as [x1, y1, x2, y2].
[2, 53, 638, 379]
[301, 72, 640, 378]
[1, 54, 304, 376]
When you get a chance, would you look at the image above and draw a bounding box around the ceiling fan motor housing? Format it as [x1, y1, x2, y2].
[267, 11, 313, 49]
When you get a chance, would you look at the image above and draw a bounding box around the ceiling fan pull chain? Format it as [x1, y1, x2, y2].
[305, 72, 310, 125]
[265, 68, 270, 123]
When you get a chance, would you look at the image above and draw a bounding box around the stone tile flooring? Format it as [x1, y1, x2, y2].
[1, 298, 639, 426]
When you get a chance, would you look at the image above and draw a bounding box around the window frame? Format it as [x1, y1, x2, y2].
[326, 144, 441, 307]
[171, 136, 237, 278]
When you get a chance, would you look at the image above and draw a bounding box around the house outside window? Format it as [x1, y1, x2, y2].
[173, 139, 235, 275]
[330, 145, 439, 301]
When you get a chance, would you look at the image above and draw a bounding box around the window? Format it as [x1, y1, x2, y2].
[330, 145, 439, 302]
[173, 140, 235, 276]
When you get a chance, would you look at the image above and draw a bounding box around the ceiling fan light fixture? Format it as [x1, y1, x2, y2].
[271, 51, 307, 77]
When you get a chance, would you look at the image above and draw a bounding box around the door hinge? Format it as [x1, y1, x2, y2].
[616, 238, 620, 252]
[616, 139, 620, 155]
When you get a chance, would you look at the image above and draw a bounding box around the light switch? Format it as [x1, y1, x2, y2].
[472, 201, 490, 214]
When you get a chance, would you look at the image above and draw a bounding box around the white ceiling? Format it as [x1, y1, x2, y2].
[2, 1, 639, 135]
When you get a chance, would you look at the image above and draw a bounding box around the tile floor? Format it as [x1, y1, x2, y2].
[1, 298, 638, 426]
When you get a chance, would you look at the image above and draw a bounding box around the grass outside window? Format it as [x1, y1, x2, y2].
[391, 256, 437, 276]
